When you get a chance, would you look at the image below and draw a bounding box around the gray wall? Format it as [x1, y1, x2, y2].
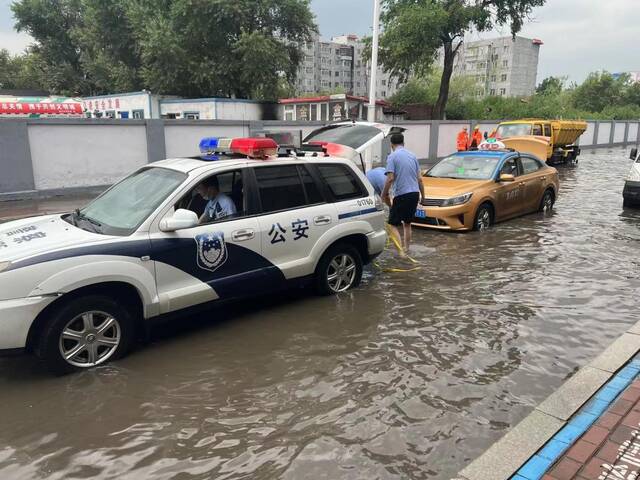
[0, 118, 639, 198]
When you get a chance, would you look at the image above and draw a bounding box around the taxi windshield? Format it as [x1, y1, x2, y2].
[427, 156, 501, 180]
[497, 123, 532, 138]
[74, 167, 186, 236]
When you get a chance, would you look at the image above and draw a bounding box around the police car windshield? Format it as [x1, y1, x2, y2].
[76, 167, 186, 236]
[497, 123, 531, 138]
[304, 124, 382, 149]
[427, 156, 501, 180]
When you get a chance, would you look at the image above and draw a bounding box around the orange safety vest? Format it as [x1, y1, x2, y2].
[457, 131, 469, 151]
[470, 130, 483, 148]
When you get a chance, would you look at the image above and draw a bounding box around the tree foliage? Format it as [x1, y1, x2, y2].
[390, 70, 640, 120]
[10, 0, 316, 99]
[377, 0, 546, 119]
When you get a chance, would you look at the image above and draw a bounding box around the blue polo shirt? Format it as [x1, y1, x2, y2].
[385, 147, 420, 197]
[366, 167, 387, 195]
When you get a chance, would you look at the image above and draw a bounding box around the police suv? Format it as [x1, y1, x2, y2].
[0, 131, 388, 373]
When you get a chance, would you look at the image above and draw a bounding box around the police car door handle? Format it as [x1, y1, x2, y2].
[232, 229, 255, 241]
[314, 215, 332, 225]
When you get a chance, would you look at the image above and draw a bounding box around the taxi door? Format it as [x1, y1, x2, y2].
[519, 155, 546, 211]
[150, 168, 270, 314]
[252, 163, 336, 281]
[495, 157, 525, 220]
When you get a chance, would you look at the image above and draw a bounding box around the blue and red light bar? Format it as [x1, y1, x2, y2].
[199, 137, 278, 160]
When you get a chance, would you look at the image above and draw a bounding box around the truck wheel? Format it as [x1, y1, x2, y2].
[35, 294, 135, 375]
[315, 243, 363, 296]
[539, 189, 555, 212]
[474, 203, 494, 231]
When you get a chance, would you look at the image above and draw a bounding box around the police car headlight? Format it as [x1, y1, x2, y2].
[441, 192, 473, 207]
[0, 261, 11, 274]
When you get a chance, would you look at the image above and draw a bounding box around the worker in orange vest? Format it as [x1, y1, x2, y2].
[469, 126, 483, 150]
[456, 127, 469, 152]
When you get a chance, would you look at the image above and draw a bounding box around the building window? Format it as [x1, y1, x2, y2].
[499, 88, 506, 96]
[381, 79, 386, 86]
[284, 105, 295, 121]
[132, 109, 144, 119]
[490, 89, 496, 96]
[118, 111, 129, 119]
[184, 111, 200, 120]
[503, 60, 509, 67]
[501, 74, 508, 82]
[491, 75, 497, 82]
[381, 91, 387, 97]
[335, 71, 340, 77]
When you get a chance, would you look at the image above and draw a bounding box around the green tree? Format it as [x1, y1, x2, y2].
[572, 71, 627, 113]
[12, 0, 86, 95]
[377, 0, 546, 119]
[11, 0, 316, 99]
[536, 76, 565, 96]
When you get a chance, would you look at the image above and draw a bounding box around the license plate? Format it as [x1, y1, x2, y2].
[415, 209, 426, 219]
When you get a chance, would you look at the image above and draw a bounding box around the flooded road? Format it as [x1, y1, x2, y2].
[1, 148, 639, 480]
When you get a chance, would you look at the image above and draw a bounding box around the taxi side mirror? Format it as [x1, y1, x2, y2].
[499, 173, 515, 182]
[631, 148, 638, 160]
[159, 209, 199, 232]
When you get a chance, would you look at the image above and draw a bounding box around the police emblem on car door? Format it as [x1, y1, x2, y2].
[195, 231, 227, 272]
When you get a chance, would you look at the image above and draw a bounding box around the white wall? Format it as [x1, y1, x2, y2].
[614, 122, 626, 143]
[216, 102, 263, 121]
[28, 124, 148, 190]
[82, 93, 152, 119]
[438, 123, 469, 157]
[160, 102, 216, 120]
[597, 122, 612, 144]
[581, 122, 596, 146]
[164, 124, 249, 158]
[628, 123, 639, 143]
[402, 124, 430, 159]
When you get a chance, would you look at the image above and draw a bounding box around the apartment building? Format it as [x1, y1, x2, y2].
[294, 34, 402, 100]
[447, 36, 542, 98]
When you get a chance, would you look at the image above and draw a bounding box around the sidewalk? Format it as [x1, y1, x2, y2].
[459, 326, 640, 480]
[0, 193, 97, 223]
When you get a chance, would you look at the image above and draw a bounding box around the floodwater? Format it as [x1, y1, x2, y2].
[1, 149, 639, 480]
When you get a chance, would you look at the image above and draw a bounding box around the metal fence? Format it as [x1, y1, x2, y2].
[0, 118, 638, 199]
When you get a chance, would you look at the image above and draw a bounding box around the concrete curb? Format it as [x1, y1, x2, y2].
[456, 319, 640, 480]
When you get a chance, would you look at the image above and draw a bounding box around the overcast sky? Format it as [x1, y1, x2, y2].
[0, 0, 637, 84]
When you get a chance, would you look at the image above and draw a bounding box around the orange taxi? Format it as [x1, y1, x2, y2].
[413, 148, 560, 231]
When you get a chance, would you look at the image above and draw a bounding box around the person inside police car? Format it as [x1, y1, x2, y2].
[196, 176, 236, 224]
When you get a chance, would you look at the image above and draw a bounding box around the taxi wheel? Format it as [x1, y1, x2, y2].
[539, 189, 555, 213]
[315, 244, 363, 296]
[35, 295, 135, 375]
[473, 204, 493, 232]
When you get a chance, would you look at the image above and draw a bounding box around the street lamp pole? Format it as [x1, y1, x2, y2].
[367, 0, 381, 122]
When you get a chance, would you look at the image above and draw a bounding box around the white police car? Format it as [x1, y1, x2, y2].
[0, 135, 386, 373]
[624, 148, 640, 208]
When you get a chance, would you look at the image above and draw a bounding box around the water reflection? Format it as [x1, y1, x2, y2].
[1, 149, 639, 479]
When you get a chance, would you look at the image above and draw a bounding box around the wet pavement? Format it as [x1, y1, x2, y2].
[1, 148, 639, 480]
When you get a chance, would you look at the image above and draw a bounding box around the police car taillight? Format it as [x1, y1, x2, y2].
[230, 138, 278, 158]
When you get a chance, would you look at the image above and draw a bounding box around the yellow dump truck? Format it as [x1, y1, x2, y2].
[496, 119, 588, 164]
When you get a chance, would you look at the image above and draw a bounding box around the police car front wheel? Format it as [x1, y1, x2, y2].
[316, 244, 363, 295]
[35, 295, 135, 374]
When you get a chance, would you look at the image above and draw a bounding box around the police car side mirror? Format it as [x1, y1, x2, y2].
[631, 148, 638, 161]
[159, 209, 199, 232]
[499, 174, 515, 183]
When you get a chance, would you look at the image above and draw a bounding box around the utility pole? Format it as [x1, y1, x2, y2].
[367, 0, 381, 122]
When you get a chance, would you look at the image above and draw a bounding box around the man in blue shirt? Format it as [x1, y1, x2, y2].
[196, 176, 237, 224]
[366, 167, 387, 195]
[381, 133, 425, 256]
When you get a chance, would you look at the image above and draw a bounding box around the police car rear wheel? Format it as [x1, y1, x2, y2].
[36, 295, 135, 375]
[316, 244, 363, 295]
